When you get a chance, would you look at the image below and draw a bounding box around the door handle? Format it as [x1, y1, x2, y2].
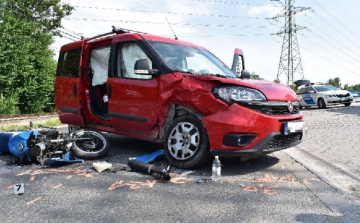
[73, 84, 77, 97]
[108, 84, 112, 98]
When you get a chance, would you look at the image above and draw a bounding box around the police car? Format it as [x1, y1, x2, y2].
[296, 83, 353, 109]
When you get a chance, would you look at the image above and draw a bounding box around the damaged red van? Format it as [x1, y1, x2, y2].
[55, 28, 306, 168]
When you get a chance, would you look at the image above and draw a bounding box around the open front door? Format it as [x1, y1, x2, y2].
[55, 42, 85, 126]
[231, 48, 245, 77]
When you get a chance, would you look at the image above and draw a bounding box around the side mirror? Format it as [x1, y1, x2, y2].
[240, 70, 250, 79]
[231, 48, 245, 77]
[134, 59, 150, 75]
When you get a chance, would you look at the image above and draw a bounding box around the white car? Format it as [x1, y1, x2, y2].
[296, 84, 353, 109]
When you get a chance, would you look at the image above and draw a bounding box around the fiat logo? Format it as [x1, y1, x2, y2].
[288, 101, 294, 112]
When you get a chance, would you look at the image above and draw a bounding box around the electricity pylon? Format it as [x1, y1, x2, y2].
[269, 0, 310, 87]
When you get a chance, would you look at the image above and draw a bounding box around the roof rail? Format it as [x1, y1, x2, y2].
[83, 26, 147, 43]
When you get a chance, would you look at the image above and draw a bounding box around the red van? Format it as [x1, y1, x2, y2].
[55, 28, 305, 168]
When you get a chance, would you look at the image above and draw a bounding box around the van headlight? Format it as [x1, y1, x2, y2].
[213, 86, 267, 103]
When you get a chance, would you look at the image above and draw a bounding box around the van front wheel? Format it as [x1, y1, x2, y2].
[164, 115, 211, 169]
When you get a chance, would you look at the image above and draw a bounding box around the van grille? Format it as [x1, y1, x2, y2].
[246, 105, 300, 115]
[265, 134, 302, 149]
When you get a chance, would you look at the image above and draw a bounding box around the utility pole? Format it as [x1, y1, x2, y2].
[269, 0, 310, 87]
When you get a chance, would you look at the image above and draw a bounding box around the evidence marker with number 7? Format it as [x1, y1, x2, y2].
[14, 183, 24, 195]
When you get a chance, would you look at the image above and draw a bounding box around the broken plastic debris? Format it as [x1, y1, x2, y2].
[111, 163, 128, 173]
[180, 171, 195, 176]
[197, 179, 209, 183]
[93, 161, 113, 172]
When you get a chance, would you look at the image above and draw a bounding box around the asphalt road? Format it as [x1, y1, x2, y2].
[0, 105, 360, 223]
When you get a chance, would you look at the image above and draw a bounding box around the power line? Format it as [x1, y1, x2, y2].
[59, 27, 83, 36]
[63, 17, 281, 29]
[300, 35, 360, 70]
[176, 33, 275, 37]
[297, 16, 360, 63]
[57, 29, 80, 41]
[311, 0, 360, 42]
[73, 6, 265, 19]
[310, 10, 360, 51]
[300, 45, 360, 77]
[187, 0, 274, 6]
[327, 0, 360, 29]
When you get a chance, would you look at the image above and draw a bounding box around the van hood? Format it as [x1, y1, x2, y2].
[188, 75, 298, 101]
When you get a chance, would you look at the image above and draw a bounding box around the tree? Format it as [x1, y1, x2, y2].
[274, 78, 281, 83]
[326, 77, 341, 88]
[250, 72, 264, 80]
[344, 83, 360, 91]
[0, 0, 73, 115]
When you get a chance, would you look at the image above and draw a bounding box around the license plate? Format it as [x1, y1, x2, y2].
[283, 121, 306, 135]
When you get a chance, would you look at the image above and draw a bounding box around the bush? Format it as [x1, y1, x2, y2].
[0, 93, 21, 115]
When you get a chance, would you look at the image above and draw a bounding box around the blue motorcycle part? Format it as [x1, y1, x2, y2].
[8, 130, 38, 162]
[135, 150, 164, 163]
[44, 152, 83, 165]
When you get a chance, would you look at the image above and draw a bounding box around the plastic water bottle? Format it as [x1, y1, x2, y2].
[212, 156, 221, 182]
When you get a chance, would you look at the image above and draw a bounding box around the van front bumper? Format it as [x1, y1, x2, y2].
[201, 103, 304, 156]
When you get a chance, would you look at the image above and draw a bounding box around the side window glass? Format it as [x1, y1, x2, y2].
[90, 46, 111, 86]
[118, 42, 153, 79]
[307, 87, 315, 93]
[60, 48, 81, 77]
[297, 88, 306, 94]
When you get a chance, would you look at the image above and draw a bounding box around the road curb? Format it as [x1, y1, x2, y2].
[284, 146, 360, 198]
[275, 151, 360, 223]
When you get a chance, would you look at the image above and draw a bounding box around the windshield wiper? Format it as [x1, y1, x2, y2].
[173, 69, 196, 75]
[202, 73, 231, 78]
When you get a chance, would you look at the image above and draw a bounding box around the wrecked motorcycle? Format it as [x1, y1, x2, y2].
[7, 128, 110, 165]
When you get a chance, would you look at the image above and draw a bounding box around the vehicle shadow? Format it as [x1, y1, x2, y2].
[104, 133, 280, 177]
[324, 104, 360, 116]
[0, 131, 280, 179]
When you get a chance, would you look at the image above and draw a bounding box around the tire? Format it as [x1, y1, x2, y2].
[164, 115, 211, 169]
[298, 102, 303, 110]
[318, 98, 326, 109]
[70, 129, 110, 160]
[344, 103, 351, 107]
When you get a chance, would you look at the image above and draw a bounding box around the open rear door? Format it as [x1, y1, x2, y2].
[231, 48, 245, 77]
[55, 41, 85, 126]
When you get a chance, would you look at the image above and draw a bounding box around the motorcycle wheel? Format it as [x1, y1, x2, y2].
[70, 129, 110, 160]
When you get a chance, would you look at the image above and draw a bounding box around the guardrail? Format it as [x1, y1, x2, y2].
[0, 113, 59, 127]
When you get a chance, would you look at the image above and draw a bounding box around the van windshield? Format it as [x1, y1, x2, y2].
[149, 41, 236, 78]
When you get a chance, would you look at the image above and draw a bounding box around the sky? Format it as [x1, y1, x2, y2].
[53, 0, 360, 87]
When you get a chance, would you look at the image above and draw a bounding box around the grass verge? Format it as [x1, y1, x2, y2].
[0, 119, 64, 132]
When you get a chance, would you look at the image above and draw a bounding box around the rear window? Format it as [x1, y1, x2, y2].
[58, 48, 82, 77]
